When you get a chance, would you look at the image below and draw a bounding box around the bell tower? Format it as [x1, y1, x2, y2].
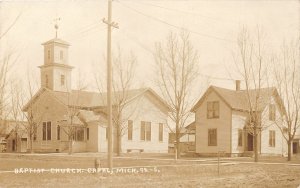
[39, 20, 73, 92]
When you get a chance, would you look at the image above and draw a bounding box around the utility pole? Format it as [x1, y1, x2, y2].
[103, 0, 118, 170]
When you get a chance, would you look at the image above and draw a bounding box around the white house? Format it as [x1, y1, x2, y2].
[22, 37, 170, 153]
[191, 82, 288, 156]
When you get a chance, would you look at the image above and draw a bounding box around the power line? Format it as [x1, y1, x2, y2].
[71, 25, 106, 41]
[121, 29, 154, 55]
[62, 21, 104, 40]
[70, 27, 106, 42]
[130, 1, 239, 25]
[121, 29, 235, 81]
[116, 0, 235, 43]
[199, 73, 235, 81]
[35, 18, 105, 41]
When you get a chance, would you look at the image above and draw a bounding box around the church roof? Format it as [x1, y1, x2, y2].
[50, 88, 146, 108]
[42, 38, 70, 46]
[51, 88, 171, 111]
[191, 85, 284, 113]
[23, 87, 171, 113]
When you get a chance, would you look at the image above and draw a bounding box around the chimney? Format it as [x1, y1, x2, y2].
[236, 80, 241, 91]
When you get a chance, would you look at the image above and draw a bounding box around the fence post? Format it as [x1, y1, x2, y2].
[94, 158, 101, 169]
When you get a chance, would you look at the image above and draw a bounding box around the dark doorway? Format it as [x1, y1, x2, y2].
[293, 142, 298, 154]
[247, 133, 253, 151]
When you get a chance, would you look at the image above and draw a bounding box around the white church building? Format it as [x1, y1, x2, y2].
[23, 36, 170, 153]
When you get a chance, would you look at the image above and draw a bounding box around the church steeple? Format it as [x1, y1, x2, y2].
[39, 24, 73, 92]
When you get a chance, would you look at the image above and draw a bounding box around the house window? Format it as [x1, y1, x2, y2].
[86, 128, 89, 140]
[269, 130, 275, 147]
[47, 50, 50, 60]
[74, 127, 84, 141]
[269, 104, 276, 121]
[159, 123, 163, 142]
[42, 123, 46, 140]
[128, 120, 133, 141]
[146, 122, 151, 141]
[45, 75, 49, 88]
[61, 75, 65, 86]
[207, 101, 219, 119]
[141, 121, 151, 141]
[238, 129, 243, 147]
[47, 122, 51, 140]
[60, 50, 63, 60]
[42, 121, 51, 140]
[208, 128, 217, 146]
[57, 125, 60, 140]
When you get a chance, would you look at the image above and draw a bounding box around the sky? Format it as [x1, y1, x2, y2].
[1, 0, 299, 99]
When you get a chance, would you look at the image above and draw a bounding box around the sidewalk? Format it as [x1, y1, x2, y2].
[0, 152, 108, 160]
[1, 152, 299, 164]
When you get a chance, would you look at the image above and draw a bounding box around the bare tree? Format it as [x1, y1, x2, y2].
[22, 105, 44, 153]
[0, 57, 10, 119]
[0, 10, 22, 118]
[0, 53, 19, 120]
[112, 50, 138, 156]
[272, 39, 300, 161]
[60, 106, 79, 155]
[233, 27, 271, 162]
[60, 94, 81, 155]
[95, 48, 138, 156]
[0, 10, 23, 152]
[21, 72, 45, 153]
[154, 31, 199, 159]
[60, 73, 88, 155]
[9, 81, 22, 151]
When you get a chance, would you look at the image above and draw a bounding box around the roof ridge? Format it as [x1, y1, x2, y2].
[42, 38, 70, 45]
[192, 85, 278, 112]
[70, 87, 150, 95]
[211, 85, 275, 92]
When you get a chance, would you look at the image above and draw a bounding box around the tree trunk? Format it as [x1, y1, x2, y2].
[116, 124, 121, 156]
[68, 137, 73, 155]
[287, 140, 292, 161]
[30, 134, 33, 153]
[176, 135, 180, 159]
[175, 122, 180, 159]
[253, 126, 258, 162]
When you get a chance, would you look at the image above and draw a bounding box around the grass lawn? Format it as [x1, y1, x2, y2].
[0, 153, 300, 188]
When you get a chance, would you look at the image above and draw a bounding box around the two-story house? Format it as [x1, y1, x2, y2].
[191, 82, 287, 156]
